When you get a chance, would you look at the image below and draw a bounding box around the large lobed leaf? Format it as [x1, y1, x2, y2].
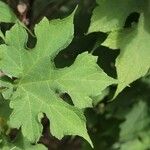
[0, 13, 116, 146]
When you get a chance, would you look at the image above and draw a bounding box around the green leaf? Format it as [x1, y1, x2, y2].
[0, 94, 11, 120]
[0, 13, 116, 146]
[118, 99, 150, 150]
[102, 30, 122, 50]
[0, 95, 45, 149]
[0, 95, 11, 134]
[0, 133, 46, 150]
[0, 30, 5, 41]
[54, 53, 116, 108]
[119, 136, 150, 150]
[103, 14, 150, 96]
[120, 100, 150, 141]
[92, 88, 109, 106]
[88, 0, 142, 33]
[0, 1, 17, 23]
[0, 78, 13, 99]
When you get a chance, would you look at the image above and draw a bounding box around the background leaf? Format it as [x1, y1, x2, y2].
[88, 0, 142, 33]
[0, 1, 17, 23]
[104, 14, 150, 96]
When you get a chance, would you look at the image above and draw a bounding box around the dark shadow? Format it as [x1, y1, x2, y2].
[124, 12, 140, 28]
[54, 32, 105, 68]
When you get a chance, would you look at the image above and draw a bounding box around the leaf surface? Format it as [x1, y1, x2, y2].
[0, 1, 17, 23]
[120, 100, 150, 141]
[0, 134, 46, 150]
[103, 14, 150, 96]
[119, 100, 150, 150]
[0, 13, 116, 146]
[89, 0, 142, 33]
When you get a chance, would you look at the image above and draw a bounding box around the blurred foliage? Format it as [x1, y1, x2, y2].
[0, 0, 150, 150]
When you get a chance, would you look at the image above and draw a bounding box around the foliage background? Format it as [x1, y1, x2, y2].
[0, 0, 150, 150]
